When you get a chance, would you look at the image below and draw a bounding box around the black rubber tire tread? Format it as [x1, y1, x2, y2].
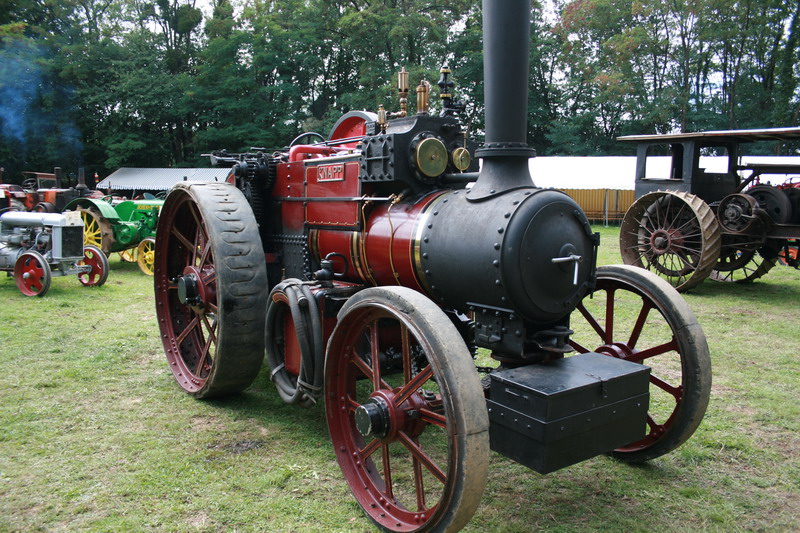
[77, 206, 115, 254]
[620, 190, 721, 292]
[589, 265, 711, 463]
[326, 286, 489, 533]
[155, 182, 268, 398]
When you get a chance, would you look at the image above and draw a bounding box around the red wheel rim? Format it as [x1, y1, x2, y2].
[570, 279, 682, 452]
[15, 254, 48, 296]
[154, 191, 219, 393]
[78, 247, 105, 286]
[327, 307, 456, 531]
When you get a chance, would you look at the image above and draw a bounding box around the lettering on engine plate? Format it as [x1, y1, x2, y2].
[317, 164, 345, 182]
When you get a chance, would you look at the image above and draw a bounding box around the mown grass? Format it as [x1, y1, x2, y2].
[1, 227, 798, 532]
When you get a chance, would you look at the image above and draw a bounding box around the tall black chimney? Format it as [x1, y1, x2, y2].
[468, 0, 536, 201]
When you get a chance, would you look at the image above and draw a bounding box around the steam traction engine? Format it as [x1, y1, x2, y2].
[153, 1, 711, 530]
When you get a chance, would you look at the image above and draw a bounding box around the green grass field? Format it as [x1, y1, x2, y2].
[1, 226, 798, 532]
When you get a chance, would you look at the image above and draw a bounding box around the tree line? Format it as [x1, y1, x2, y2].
[1, 0, 798, 182]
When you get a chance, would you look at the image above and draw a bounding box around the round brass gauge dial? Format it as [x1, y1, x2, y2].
[415, 137, 448, 178]
[451, 146, 471, 172]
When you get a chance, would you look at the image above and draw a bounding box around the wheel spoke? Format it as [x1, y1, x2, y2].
[359, 437, 381, 460]
[171, 225, 195, 252]
[369, 323, 381, 392]
[632, 338, 679, 362]
[381, 444, 394, 500]
[398, 431, 446, 484]
[350, 346, 374, 381]
[395, 366, 433, 406]
[418, 407, 446, 428]
[576, 301, 605, 340]
[175, 315, 201, 346]
[627, 299, 653, 349]
[650, 373, 682, 401]
[604, 288, 615, 343]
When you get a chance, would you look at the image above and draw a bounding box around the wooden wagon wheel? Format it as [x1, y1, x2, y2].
[153, 183, 267, 398]
[620, 191, 721, 291]
[570, 265, 711, 463]
[325, 287, 489, 532]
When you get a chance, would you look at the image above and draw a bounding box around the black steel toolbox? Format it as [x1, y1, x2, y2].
[487, 352, 651, 473]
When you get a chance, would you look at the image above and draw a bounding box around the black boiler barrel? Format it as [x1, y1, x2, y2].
[416, 188, 596, 325]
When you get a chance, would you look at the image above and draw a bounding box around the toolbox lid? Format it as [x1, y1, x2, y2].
[489, 352, 651, 420]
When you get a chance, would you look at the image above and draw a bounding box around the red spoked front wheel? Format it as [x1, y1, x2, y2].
[325, 287, 488, 532]
[154, 183, 267, 398]
[14, 251, 51, 297]
[570, 265, 711, 463]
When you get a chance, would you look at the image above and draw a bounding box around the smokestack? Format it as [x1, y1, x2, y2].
[54, 167, 62, 188]
[468, 0, 536, 201]
[77, 167, 88, 192]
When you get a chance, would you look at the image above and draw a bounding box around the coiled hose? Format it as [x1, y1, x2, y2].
[265, 279, 324, 407]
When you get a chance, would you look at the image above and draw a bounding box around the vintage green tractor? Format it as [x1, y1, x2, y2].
[64, 196, 163, 275]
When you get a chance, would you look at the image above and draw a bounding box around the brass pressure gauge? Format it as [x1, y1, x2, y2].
[414, 137, 448, 178]
[451, 146, 471, 172]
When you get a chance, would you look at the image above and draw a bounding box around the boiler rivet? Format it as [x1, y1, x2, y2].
[493, 260, 499, 267]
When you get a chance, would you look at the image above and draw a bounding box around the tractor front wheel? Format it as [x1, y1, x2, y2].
[570, 265, 711, 463]
[154, 183, 267, 398]
[325, 287, 489, 532]
[136, 238, 155, 276]
[14, 251, 51, 297]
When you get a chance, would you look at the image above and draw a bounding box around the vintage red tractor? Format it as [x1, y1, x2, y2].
[152, 1, 711, 530]
[0, 210, 108, 296]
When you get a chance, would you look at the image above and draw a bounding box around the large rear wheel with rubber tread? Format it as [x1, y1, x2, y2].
[620, 191, 721, 292]
[154, 182, 268, 398]
[570, 265, 711, 463]
[325, 287, 489, 532]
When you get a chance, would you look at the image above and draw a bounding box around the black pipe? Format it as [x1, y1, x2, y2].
[468, 0, 537, 201]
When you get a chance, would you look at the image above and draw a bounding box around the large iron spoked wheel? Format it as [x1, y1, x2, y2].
[154, 182, 267, 398]
[136, 238, 156, 276]
[77, 206, 114, 253]
[620, 191, 721, 292]
[326, 287, 489, 532]
[709, 236, 776, 283]
[14, 251, 51, 297]
[570, 265, 711, 463]
[77, 245, 109, 287]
